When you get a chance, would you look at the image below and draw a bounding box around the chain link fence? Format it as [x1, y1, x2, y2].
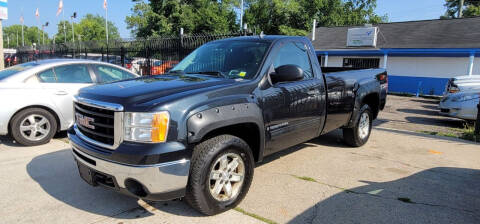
[15, 33, 246, 76]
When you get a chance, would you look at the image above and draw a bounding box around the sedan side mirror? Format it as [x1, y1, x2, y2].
[270, 64, 304, 84]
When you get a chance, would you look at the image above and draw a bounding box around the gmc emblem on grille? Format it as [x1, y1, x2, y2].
[76, 113, 95, 130]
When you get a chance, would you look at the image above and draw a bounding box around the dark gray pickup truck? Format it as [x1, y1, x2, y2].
[68, 35, 388, 215]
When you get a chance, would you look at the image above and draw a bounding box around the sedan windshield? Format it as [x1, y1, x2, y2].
[171, 40, 271, 80]
[0, 62, 39, 81]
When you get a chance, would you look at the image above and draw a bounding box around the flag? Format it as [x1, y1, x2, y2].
[35, 8, 39, 18]
[20, 15, 24, 24]
[103, 0, 107, 10]
[57, 0, 63, 16]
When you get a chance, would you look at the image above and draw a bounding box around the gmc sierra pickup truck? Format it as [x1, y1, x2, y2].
[68, 35, 387, 215]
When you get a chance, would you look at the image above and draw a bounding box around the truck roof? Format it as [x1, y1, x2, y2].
[214, 35, 308, 43]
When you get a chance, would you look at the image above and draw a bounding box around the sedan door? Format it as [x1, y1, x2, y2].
[37, 64, 95, 129]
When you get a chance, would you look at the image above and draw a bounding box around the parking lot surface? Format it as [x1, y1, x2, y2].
[0, 96, 479, 224]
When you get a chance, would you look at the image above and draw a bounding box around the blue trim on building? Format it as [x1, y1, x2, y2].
[0, 2, 7, 7]
[388, 75, 449, 96]
[316, 48, 480, 57]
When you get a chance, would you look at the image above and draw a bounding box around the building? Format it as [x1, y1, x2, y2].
[312, 17, 480, 95]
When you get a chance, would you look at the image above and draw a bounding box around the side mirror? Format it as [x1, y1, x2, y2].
[270, 64, 304, 84]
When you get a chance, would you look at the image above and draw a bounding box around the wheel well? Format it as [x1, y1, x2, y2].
[362, 93, 380, 119]
[201, 123, 261, 162]
[8, 105, 61, 133]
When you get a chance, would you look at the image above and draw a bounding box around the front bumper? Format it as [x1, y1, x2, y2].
[72, 145, 190, 201]
[439, 99, 478, 120]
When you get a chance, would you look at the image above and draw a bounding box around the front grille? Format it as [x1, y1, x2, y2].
[75, 102, 115, 146]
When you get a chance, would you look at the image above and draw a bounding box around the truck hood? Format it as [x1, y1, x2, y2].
[78, 75, 237, 107]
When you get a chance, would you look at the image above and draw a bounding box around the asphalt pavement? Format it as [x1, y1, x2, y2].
[0, 96, 479, 224]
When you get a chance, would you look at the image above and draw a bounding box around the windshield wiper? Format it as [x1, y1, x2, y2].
[186, 71, 227, 78]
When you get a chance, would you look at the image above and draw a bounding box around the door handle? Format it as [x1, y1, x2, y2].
[54, 91, 68, 96]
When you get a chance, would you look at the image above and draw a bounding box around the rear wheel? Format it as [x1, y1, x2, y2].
[343, 104, 373, 147]
[10, 108, 57, 146]
[185, 135, 254, 215]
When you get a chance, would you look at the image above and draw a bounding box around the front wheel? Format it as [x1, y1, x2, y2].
[343, 104, 373, 147]
[185, 135, 254, 215]
[10, 108, 57, 146]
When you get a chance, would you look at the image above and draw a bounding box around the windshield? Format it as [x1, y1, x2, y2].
[0, 62, 39, 80]
[171, 40, 271, 80]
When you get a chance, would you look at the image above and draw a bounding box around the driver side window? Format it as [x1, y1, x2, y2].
[273, 42, 313, 80]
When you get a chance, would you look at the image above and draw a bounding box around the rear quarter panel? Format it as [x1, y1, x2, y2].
[321, 69, 386, 134]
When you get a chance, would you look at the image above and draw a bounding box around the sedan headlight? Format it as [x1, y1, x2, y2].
[124, 111, 170, 143]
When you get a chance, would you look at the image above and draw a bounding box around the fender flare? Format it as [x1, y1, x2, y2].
[186, 102, 265, 161]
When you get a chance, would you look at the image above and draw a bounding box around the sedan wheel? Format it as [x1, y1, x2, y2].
[19, 114, 51, 142]
[10, 108, 57, 146]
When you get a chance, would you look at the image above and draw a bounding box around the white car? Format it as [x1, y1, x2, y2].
[439, 89, 479, 120]
[0, 59, 139, 146]
[444, 75, 480, 95]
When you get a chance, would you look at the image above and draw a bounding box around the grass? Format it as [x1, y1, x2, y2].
[419, 124, 480, 143]
[234, 207, 278, 224]
[459, 125, 479, 142]
[295, 176, 317, 182]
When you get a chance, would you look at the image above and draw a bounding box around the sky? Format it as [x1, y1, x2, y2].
[3, 0, 447, 39]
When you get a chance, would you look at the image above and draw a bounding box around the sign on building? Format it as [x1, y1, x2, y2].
[0, 0, 7, 20]
[347, 27, 378, 47]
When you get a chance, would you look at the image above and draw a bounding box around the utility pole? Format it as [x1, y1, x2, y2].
[71, 12, 76, 43]
[240, 0, 244, 31]
[0, 20, 4, 69]
[42, 22, 49, 45]
[459, 0, 465, 18]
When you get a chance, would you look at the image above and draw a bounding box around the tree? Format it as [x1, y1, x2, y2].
[3, 25, 50, 47]
[126, 0, 238, 37]
[244, 0, 387, 36]
[55, 14, 120, 44]
[443, 0, 480, 18]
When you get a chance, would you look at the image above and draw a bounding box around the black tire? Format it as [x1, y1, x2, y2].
[185, 134, 254, 215]
[343, 104, 373, 147]
[10, 108, 57, 146]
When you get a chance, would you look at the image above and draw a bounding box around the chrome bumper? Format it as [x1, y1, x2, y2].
[71, 145, 190, 196]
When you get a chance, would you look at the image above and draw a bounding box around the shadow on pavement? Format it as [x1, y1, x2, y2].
[422, 105, 438, 110]
[397, 108, 439, 116]
[411, 99, 440, 105]
[405, 116, 465, 128]
[26, 149, 202, 219]
[0, 131, 68, 147]
[289, 167, 480, 224]
[258, 130, 347, 167]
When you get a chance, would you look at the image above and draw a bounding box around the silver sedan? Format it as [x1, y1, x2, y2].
[0, 59, 139, 146]
[439, 90, 479, 121]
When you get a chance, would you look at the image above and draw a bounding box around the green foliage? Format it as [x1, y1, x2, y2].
[127, 0, 385, 37]
[126, 0, 239, 37]
[55, 14, 120, 44]
[443, 0, 480, 18]
[3, 25, 49, 47]
[244, 0, 386, 35]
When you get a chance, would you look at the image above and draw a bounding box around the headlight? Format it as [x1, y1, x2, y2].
[124, 111, 170, 143]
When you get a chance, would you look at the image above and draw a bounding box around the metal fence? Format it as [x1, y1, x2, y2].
[15, 33, 244, 76]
